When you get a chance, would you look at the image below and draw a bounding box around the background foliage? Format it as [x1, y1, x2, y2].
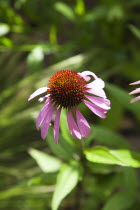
[0, 0, 140, 209]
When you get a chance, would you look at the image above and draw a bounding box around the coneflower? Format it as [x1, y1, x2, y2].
[28, 70, 110, 143]
[129, 80, 140, 103]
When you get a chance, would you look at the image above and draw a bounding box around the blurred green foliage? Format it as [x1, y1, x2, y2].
[0, 0, 140, 209]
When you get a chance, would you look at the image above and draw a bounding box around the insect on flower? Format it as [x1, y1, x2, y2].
[28, 70, 110, 143]
[129, 80, 140, 103]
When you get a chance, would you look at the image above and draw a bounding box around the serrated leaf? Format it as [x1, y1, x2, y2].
[84, 146, 140, 167]
[52, 162, 80, 210]
[29, 148, 62, 173]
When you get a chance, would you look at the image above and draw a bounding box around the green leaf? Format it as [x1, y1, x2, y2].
[99, 95, 124, 130]
[27, 46, 44, 72]
[0, 37, 13, 47]
[106, 83, 140, 120]
[75, 0, 85, 16]
[0, 23, 10, 36]
[49, 25, 57, 44]
[123, 167, 139, 191]
[108, 4, 124, 21]
[60, 109, 75, 145]
[129, 24, 140, 39]
[85, 125, 130, 148]
[54, 2, 75, 21]
[0, 184, 54, 200]
[51, 162, 80, 210]
[103, 191, 136, 210]
[84, 146, 140, 167]
[47, 127, 76, 160]
[29, 148, 62, 173]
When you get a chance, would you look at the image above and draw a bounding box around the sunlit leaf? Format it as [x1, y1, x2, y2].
[29, 148, 62, 173]
[75, 0, 85, 16]
[27, 46, 44, 72]
[51, 162, 81, 210]
[0, 37, 13, 47]
[0, 184, 54, 200]
[0, 23, 10, 36]
[49, 25, 57, 44]
[129, 24, 140, 39]
[54, 2, 75, 21]
[84, 146, 140, 167]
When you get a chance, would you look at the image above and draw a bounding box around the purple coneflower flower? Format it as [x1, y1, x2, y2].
[28, 70, 110, 143]
[129, 80, 140, 103]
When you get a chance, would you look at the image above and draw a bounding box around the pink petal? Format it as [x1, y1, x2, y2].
[76, 108, 90, 138]
[36, 99, 51, 129]
[83, 100, 106, 119]
[85, 95, 110, 110]
[85, 79, 106, 98]
[28, 87, 48, 101]
[54, 107, 62, 144]
[130, 80, 140, 85]
[79, 71, 98, 80]
[86, 78, 105, 89]
[67, 109, 81, 140]
[129, 88, 140, 95]
[79, 74, 90, 82]
[86, 88, 106, 98]
[38, 94, 50, 102]
[41, 105, 56, 139]
[130, 96, 140, 103]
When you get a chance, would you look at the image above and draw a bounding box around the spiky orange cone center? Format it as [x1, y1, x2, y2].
[48, 70, 86, 108]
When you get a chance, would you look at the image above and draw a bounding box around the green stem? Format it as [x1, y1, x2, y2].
[74, 139, 85, 209]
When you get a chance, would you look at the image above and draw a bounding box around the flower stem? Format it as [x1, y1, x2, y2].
[79, 138, 84, 153]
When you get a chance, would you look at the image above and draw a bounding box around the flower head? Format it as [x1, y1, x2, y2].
[129, 80, 140, 103]
[28, 70, 110, 143]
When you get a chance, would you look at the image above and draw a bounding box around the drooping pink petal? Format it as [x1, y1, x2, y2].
[129, 88, 140, 95]
[79, 71, 98, 80]
[28, 87, 48, 101]
[86, 78, 105, 89]
[38, 94, 50, 102]
[67, 109, 81, 140]
[130, 80, 140, 85]
[76, 108, 90, 138]
[36, 98, 51, 129]
[41, 105, 56, 139]
[130, 96, 140, 103]
[86, 88, 106, 98]
[83, 100, 106, 119]
[85, 78, 106, 98]
[85, 95, 110, 110]
[54, 107, 62, 144]
[78, 73, 90, 82]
